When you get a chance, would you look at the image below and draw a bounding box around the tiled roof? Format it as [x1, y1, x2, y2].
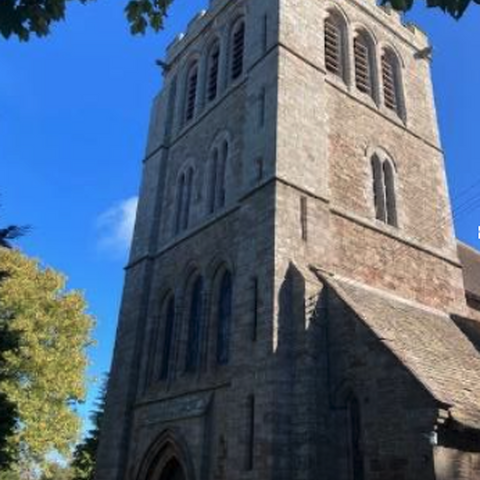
[314, 270, 480, 432]
[458, 241, 480, 300]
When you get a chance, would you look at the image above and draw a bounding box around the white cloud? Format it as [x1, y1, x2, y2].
[97, 197, 138, 256]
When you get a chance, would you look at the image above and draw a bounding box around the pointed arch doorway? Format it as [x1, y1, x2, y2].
[137, 430, 195, 480]
[158, 458, 186, 480]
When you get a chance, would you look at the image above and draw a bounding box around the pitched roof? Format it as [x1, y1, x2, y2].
[313, 270, 480, 432]
[458, 241, 480, 300]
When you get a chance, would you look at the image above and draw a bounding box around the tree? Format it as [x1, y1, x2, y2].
[40, 462, 74, 480]
[1, 0, 476, 43]
[0, 226, 28, 250]
[0, 216, 26, 471]
[71, 376, 107, 480]
[0, 324, 18, 470]
[0, 248, 95, 474]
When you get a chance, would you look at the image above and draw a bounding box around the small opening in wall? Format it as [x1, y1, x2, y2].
[252, 277, 259, 342]
[262, 14, 268, 53]
[300, 196, 308, 242]
[259, 87, 266, 128]
[256, 157, 264, 183]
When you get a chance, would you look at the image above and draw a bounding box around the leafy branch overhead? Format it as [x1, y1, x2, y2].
[0, 0, 478, 42]
[384, 0, 480, 18]
[0, 0, 173, 41]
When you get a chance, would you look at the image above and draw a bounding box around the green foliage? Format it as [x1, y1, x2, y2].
[0, 469, 20, 480]
[40, 462, 74, 480]
[125, 0, 174, 35]
[0, 248, 95, 471]
[0, 0, 93, 41]
[0, 0, 173, 41]
[0, 334, 18, 469]
[71, 376, 107, 480]
[0, 217, 21, 470]
[384, 0, 480, 19]
[0, 281, 19, 470]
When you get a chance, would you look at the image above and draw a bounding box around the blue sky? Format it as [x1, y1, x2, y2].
[1, 0, 479, 436]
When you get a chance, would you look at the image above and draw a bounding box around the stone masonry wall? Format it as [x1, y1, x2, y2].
[126, 183, 278, 480]
[274, 0, 467, 313]
[325, 288, 440, 480]
[97, 0, 475, 479]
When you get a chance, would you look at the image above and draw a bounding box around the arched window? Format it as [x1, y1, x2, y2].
[208, 149, 219, 214]
[371, 154, 398, 227]
[183, 167, 193, 230]
[381, 48, 403, 117]
[185, 62, 199, 122]
[174, 173, 185, 234]
[231, 20, 245, 81]
[216, 271, 233, 365]
[185, 277, 204, 372]
[174, 167, 194, 234]
[207, 41, 221, 102]
[348, 395, 364, 480]
[354, 31, 375, 99]
[218, 141, 228, 208]
[324, 12, 347, 82]
[371, 155, 385, 223]
[207, 140, 229, 214]
[159, 296, 175, 381]
[383, 159, 398, 227]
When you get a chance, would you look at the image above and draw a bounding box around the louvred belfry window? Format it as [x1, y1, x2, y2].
[185, 63, 198, 122]
[231, 21, 245, 81]
[382, 50, 403, 117]
[207, 43, 220, 102]
[324, 17, 342, 78]
[354, 34, 373, 97]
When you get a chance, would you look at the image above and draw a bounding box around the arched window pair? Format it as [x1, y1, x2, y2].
[183, 19, 245, 124]
[185, 271, 233, 371]
[324, 12, 404, 118]
[208, 141, 229, 214]
[371, 154, 398, 227]
[159, 270, 233, 379]
[174, 167, 194, 234]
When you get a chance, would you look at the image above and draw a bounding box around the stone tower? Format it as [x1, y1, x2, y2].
[96, 0, 480, 479]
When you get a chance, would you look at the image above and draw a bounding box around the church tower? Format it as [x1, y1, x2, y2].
[96, 0, 480, 479]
